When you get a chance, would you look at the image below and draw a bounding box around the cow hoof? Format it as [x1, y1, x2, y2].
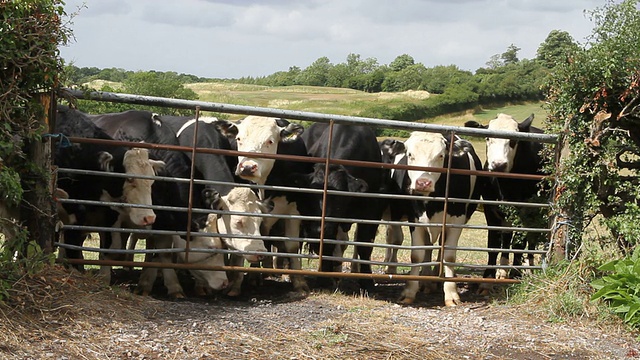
[169, 292, 186, 299]
[477, 288, 491, 297]
[226, 288, 241, 297]
[399, 297, 415, 305]
[444, 299, 460, 307]
[194, 286, 208, 297]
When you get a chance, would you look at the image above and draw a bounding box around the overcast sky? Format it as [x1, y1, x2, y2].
[60, 0, 605, 79]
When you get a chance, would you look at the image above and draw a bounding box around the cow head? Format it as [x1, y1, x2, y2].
[402, 132, 474, 195]
[378, 138, 406, 164]
[217, 116, 304, 185]
[216, 187, 271, 263]
[293, 163, 368, 245]
[173, 215, 228, 291]
[465, 113, 534, 173]
[100, 148, 165, 227]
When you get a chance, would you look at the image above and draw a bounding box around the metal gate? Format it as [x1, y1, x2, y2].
[53, 88, 559, 287]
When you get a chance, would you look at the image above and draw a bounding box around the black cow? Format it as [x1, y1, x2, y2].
[465, 113, 548, 287]
[54, 105, 163, 278]
[293, 122, 388, 290]
[389, 131, 483, 306]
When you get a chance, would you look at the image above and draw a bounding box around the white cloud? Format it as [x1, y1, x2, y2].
[60, 0, 605, 78]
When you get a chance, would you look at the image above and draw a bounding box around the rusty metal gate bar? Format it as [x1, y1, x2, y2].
[54, 88, 558, 286]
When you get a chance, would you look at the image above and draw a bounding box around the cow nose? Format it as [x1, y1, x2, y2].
[237, 162, 258, 176]
[490, 161, 508, 172]
[256, 254, 265, 261]
[143, 215, 156, 225]
[415, 178, 433, 192]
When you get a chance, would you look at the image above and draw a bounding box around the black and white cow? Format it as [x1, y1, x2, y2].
[390, 131, 483, 306]
[54, 105, 164, 275]
[217, 116, 313, 294]
[89, 111, 270, 296]
[465, 113, 548, 284]
[294, 122, 388, 290]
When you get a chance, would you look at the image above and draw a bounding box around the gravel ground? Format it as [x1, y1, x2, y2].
[1, 266, 639, 360]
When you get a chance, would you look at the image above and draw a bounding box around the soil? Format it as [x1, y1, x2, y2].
[1, 265, 639, 360]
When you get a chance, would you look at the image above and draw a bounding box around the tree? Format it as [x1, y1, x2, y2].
[501, 44, 521, 65]
[296, 56, 332, 86]
[389, 54, 415, 72]
[485, 54, 502, 69]
[536, 30, 580, 68]
[545, 0, 640, 256]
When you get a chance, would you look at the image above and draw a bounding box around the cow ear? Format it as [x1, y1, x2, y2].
[464, 120, 488, 129]
[258, 198, 274, 214]
[202, 188, 223, 210]
[280, 122, 304, 143]
[519, 114, 534, 132]
[452, 139, 475, 157]
[98, 151, 114, 172]
[391, 140, 406, 156]
[151, 113, 163, 127]
[149, 159, 166, 174]
[348, 176, 368, 193]
[215, 120, 238, 139]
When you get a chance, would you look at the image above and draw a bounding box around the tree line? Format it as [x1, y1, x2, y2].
[64, 29, 579, 123]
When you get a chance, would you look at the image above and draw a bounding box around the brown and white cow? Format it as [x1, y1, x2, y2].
[136, 213, 228, 297]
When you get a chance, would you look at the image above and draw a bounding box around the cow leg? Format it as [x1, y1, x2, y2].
[479, 204, 512, 295]
[137, 235, 185, 298]
[400, 225, 427, 304]
[226, 254, 245, 297]
[284, 218, 309, 295]
[384, 224, 404, 274]
[440, 224, 464, 307]
[353, 223, 378, 291]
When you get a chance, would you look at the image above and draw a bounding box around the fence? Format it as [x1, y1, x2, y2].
[53, 88, 559, 286]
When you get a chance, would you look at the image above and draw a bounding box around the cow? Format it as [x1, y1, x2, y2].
[390, 131, 483, 306]
[54, 105, 164, 280]
[89, 111, 270, 295]
[293, 122, 388, 290]
[217, 116, 313, 294]
[464, 113, 548, 287]
[136, 213, 228, 297]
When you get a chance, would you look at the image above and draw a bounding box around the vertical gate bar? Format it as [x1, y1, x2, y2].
[438, 131, 456, 278]
[317, 119, 335, 271]
[184, 107, 202, 262]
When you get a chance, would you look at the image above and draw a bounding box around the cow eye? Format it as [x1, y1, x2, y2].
[509, 139, 517, 148]
[267, 139, 274, 145]
[126, 178, 135, 184]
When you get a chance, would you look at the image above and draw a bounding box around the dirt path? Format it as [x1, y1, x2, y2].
[1, 267, 639, 359]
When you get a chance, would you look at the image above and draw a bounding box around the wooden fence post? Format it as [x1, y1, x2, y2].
[20, 92, 56, 254]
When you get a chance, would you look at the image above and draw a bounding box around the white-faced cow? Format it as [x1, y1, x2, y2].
[54, 105, 164, 280]
[391, 132, 482, 306]
[90, 111, 272, 295]
[465, 113, 548, 287]
[294, 122, 388, 291]
[217, 116, 313, 294]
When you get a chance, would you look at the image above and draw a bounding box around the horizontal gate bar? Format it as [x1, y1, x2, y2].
[62, 88, 559, 144]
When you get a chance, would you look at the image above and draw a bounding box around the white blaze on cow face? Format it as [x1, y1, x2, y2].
[108, 148, 165, 227]
[485, 114, 519, 172]
[231, 116, 303, 185]
[216, 187, 268, 263]
[174, 214, 228, 291]
[404, 132, 448, 195]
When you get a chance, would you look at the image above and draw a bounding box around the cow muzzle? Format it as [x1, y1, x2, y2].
[236, 160, 258, 178]
[489, 161, 508, 172]
[413, 177, 435, 194]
